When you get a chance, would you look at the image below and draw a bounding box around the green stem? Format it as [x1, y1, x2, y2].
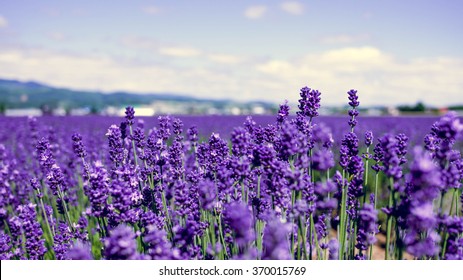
[441, 232, 449, 260]
[241, 182, 246, 203]
[369, 244, 373, 260]
[299, 216, 308, 260]
[385, 177, 394, 260]
[374, 173, 379, 210]
[36, 190, 55, 239]
[439, 191, 446, 215]
[339, 170, 347, 260]
[215, 210, 229, 259]
[449, 188, 458, 216]
[129, 125, 139, 166]
[369, 172, 379, 260]
[363, 147, 370, 205]
[456, 188, 460, 216]
[310, 214, 322, 260]
[57, 187, 74, 232]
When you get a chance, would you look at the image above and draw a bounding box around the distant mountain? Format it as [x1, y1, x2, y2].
[0, 78, 271, 112]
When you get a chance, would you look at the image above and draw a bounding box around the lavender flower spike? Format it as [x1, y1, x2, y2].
[71, 133, 87, 159]
[277, 100, 290, 124]
[364, 131, 373, 147]
[298, 86, 321, 119]
[67, 241, 93, 260]
[224, 202, 254, 246]
[125, 106, 135, 126]
[262, 218, 291, 260]
[104, 225, 139, 260]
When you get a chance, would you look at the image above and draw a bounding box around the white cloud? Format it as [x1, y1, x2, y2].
[159, 47, 201, 57]
[0, 46, 462, 107]
[121, 37, 200, 58]
[0, 15, 8, 28]
[142, 6, 161, 15]
[244, 5, 267, 19]
[255, 46, 463, 106]
[280, 1, 304, 15]
[0, 48, 250, 100]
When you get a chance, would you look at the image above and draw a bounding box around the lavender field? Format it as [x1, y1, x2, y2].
[0, 88, 462, 260]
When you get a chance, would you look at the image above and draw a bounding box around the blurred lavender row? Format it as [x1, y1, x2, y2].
[0, 115, 444, 146]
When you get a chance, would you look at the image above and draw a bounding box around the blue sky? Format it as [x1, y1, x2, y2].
[0, 0, 462, 106]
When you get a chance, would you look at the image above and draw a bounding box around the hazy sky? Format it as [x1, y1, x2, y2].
[0, 0, 462, 106]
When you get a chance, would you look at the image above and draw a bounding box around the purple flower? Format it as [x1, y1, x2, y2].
[443, 216, 463, 260]
[172, 118, 183, 136]
[288, 200, 308, 219]
[85, 161, 110, 217]
[371, 142, 384, 172]
[0, 233, 13, 260]
[364, 131, 373, 147]
[106, 125, 125, 165]
[262, 218, 291, 260]
[168, 141, 185, 180]
[348, 109, 359, 128]
[252, 144, 275, 167]
[328, 238, 338, 260]
[404, 230, 440, 258]
[339, 145, 350, 169]
[315, 214, 328, 241]
[66, 241, 93, 260]
[341, 132, 359, 157]
[312, 123, 334, 149]
[276, 121, 306, 161]
[157, 116, 172, 141]
[17, 203, 46, 260]
[144, 226, 180, 260]
[378, 133, 408, 180]
[125, 106, 135, 126]
[407, 147, 441, 205]
[130, 126, 146, 150]
[424, 133, 439, 154]
[46, 164, 66, 199]
[36, 137, 55, 171]
[231, 126, 251, 157]
[140, 211, 164, 230]
[311, 149, 335, 171]
[187, 126, 199, 144]
[54, 222, 73, 260]
[71, 133, 87, 159]
[223, 202, 254, 246]
[347, 155, 364, 176]
[355, 203, 378, 252]
[431, 112, 463, 142]
[198, 180, 217, 211]
[172, 219, 201, 258]
[277, 100, 290, 124]
[395, 133, 409, 164]
[120, 121, 128, 140]
[108, 172, 143, 225]
[104, 224, 138, 260]
[298, 86, 321, 119]
[403, 147, 442, 258]
[347, 89, 359, 107]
